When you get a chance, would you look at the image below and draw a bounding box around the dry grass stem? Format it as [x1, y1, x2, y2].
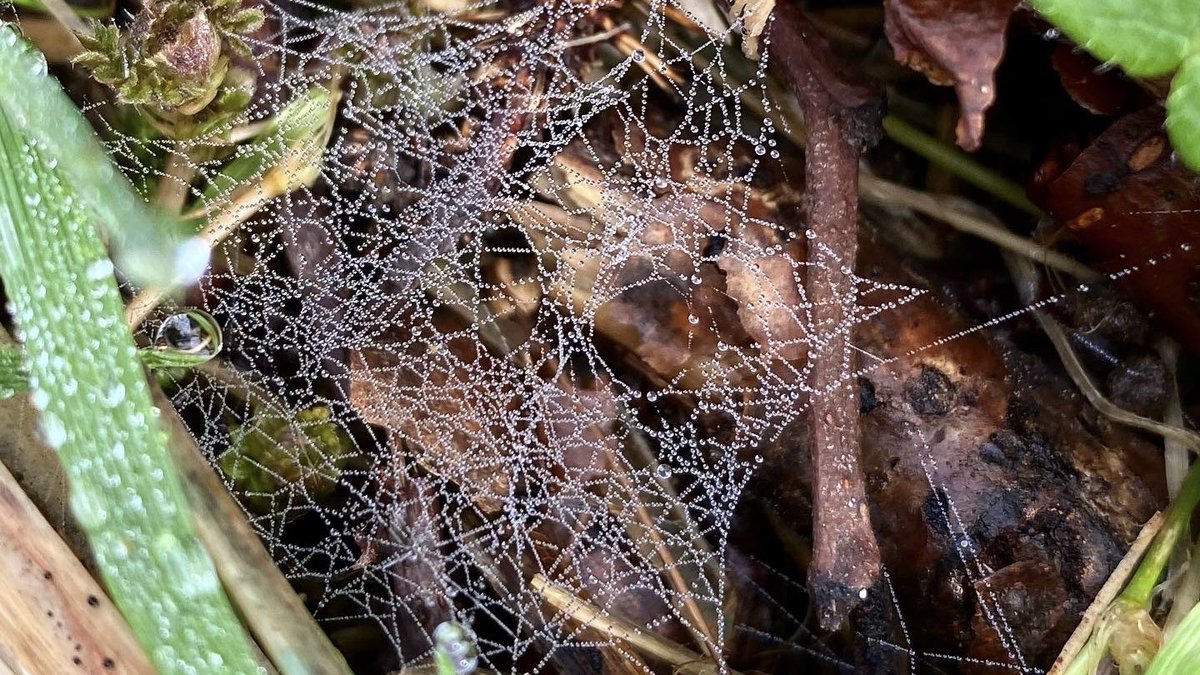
[860, 173, 1099, 281]
[531, 574, 741, 675]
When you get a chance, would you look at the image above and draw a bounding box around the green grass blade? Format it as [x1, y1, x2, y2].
[1149, 601, 1200, 674]
[0, 24, 205, 288]
[0, 106, 260, 673]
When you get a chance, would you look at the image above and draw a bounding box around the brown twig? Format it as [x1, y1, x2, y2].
[763, 3, 884, 630]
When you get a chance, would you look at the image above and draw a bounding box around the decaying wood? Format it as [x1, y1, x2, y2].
[0, 460, 153, 674]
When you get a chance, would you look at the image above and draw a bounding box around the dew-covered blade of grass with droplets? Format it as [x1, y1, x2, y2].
[0, 23, 207, 289]
[0, 68, 261, 675]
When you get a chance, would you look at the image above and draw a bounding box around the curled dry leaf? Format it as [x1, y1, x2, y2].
[1051, 43, 1139, 116]
[716, 214, 810, 363]
[884, 0, 1022, 150]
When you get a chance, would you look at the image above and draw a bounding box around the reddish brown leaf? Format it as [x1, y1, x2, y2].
[1051, 43, 1138, 116]
[884, 0, 1022, 150]
[1037, 108, 1200, 351]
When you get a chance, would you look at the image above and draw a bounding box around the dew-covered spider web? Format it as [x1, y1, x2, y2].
[46, 0, 1198, 671]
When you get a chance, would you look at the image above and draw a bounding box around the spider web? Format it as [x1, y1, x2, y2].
[44, 0, 1188, 672]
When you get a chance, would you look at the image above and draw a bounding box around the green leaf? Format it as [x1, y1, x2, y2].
[0, 24, 205, 288]
[200, 84, 339, 208]
[1167, 53, 1200, 171]
[0, 104, 260, 673]
[1026, 0, 1199, 78]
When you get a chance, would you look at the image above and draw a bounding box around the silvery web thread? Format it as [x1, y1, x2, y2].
[70, 0, 1185, 672]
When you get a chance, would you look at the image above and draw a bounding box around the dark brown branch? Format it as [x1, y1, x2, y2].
[766, 3, 885, 630]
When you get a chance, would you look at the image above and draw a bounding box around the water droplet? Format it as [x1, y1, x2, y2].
[172, 237, 210, 285]
[103, 382, 125, 408]
[687, 314, 699, 325]
[86, 259, 114, 281]
[30, 388, 49, 411]
[70, 490, 109, 528]
[39, 411, 67, 448]
[655, 464, 672, 479]
[630, 49, 645, 63]
[805, 229, 816, 240]
[155, 310, 222, 358]
[690, 274, 702, 285]
[754, 144, 766, 156]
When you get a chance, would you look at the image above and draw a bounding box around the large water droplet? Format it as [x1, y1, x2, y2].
[70, 490, 109, 528]
[172, 237, 210, 285]
[154, 310, 222, 358]
[86, 259, 114, 281]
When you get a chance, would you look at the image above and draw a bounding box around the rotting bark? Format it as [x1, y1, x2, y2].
[764, 3, 886, 630]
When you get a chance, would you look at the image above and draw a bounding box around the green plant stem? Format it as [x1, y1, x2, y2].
[0, 105, 260, 673]
[882, 115, 1043, 216]
[1149, 601, 1200, 675]
[1125, 461, 1200, 607]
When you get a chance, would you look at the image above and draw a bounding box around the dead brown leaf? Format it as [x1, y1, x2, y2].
[884, 0, 1022, 150]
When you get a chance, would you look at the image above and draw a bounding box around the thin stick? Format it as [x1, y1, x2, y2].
[766, 2, 882, 629]
[152, 150, 198, 216]
[1006, 254, 1200, 450]
[1036, 311, 1200, 451]
[531, 574, 740, 675]
[607, 443, 723, 662]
